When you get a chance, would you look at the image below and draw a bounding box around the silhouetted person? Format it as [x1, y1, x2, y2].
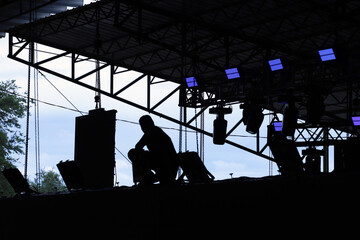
[128, 115, 178, 185]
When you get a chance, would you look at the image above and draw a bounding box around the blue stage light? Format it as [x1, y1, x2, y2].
[273, 121, 283, 131]
[352, 116, 360, 126]
[318, 48, 336, 61]
[225, 68, 240, 79]
[185, 76, 198, 87]
[268, 58, 283, 71]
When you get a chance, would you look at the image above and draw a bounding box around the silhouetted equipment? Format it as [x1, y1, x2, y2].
[177, 151, 215, 183]
[1, 168, 34, 195]
[268, 125, 303, 175]
[74, 108, 117, 189]
[334, 138, 360, 172]
[282, 102, 298, 138]
[210, 106, 232, 145]
[241, 103, 264, 134]
[302, 147, 323, 174]
[8, 0, 360, 165]
[128, 148, 158, 185]
[56, 160, 84, 191]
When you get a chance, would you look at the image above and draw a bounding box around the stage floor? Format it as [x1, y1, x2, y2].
[1, 173, 359, 239]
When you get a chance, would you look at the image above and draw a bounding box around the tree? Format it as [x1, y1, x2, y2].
[30, 170, 67, 193]
[0, 79, 27, 197]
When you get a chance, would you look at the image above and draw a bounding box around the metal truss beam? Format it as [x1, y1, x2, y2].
[8, 36, 274, 162]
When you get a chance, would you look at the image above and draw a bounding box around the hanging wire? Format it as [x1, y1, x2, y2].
[34, 41, 41, 191]
[24, 48, 31, 180]
[195, 108, 199, 154]
[38, 70, 84, 116]
[24, 0, 35, 180]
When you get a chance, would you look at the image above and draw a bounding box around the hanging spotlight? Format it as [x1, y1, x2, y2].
[209, 106, 232, 145]
[241, 103, 264, 134]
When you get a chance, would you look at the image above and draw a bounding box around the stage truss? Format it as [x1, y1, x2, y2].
[7, 0, 360, 169]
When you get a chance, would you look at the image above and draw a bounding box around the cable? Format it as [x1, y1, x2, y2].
[38, 70, 84, 116]
[34, 42, 41, 191]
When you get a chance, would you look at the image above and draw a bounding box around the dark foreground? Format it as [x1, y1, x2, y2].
[1, 173, 359, 239]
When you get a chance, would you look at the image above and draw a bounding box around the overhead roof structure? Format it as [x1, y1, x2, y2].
[0, 0, 83, 37]
[6, 0, 360, 161]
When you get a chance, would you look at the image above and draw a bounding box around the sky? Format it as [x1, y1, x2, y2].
[0, 0, 279, 187]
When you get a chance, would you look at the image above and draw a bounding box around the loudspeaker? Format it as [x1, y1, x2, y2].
[177, 151, 215, 184]
[56, 160, 84, 191]
[268, 136, 304, 175]
[1, 168, 33, 194]
[74, 108, 117, 189]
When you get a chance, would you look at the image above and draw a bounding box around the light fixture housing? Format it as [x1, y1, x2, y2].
[268, 58, 283, 71]
[352, 116, 360, 126]
[225, 68, 240, 79]
[185, 76, 198, 88]
[318, 48, 336, 62]
[273, 121, 283, 132]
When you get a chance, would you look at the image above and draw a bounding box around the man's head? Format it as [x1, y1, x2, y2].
[139, 115, 155, 133]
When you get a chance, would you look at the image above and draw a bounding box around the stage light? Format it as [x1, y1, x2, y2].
[268, 58, 283, 71]
[352, 116, 360, 126]
[241, 103, 264, 134]
[209, 106, 232, 144]
[225, 68, 240, 79]
[273, 121, 283, 132]
[318, 48, 336, 61]
[185, 76, 198, 87]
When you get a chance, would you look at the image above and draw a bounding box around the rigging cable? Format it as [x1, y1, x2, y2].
[34, 41, 41, 191]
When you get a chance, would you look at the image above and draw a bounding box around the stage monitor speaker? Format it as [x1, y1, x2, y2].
[74, 108, 117, 189]
[269, 136, 304, 175]
[2, 168, 33, 194]
[57, 160, 84, 191]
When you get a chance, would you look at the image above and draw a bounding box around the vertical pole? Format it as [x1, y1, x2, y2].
[71, 52, 75, 80]
[323, 127, 329, 173]
[24, 42, 34, 180]
[184, 106, 187, 151]
[147, 75, 151, 111]
[110, 65, 114, 95]
[200, 104, 205, 162]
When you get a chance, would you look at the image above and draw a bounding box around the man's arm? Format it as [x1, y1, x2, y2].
[135, 135, 146, 150]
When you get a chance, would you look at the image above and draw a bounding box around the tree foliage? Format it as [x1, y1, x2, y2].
[30, 170, 67, 193]
[0, 79, 26, 168]
[0, 80, 26, 197]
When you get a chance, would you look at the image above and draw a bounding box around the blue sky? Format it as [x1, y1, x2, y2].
[0, 1, 278, 187]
